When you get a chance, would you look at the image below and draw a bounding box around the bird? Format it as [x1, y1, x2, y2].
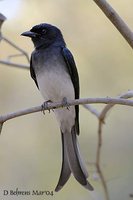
[21, 23, 93, 192]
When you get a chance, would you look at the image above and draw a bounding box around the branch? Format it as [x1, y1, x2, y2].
[83, 104, 100, 118]
[0, 17, 30, 66]
[1, 93, 132, 199]
[0, 96, 133, 124]
[0, 13, 6, 42]
[0, 13, 6, 31]
[99, 90, 133, 121]
[0, 60, 29, 70]
[0, 37, 30, 69]
[96, 119, 109, 200]
[89, 2, 133, 198]
[2, 37, 30, 63]
[93, 0, 133, 49]
[95, 90, 133, 200]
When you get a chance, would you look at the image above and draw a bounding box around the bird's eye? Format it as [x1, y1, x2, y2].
[42, 29, 47, 34]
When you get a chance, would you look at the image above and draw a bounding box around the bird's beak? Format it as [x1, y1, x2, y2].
[21, 31, 38, 38]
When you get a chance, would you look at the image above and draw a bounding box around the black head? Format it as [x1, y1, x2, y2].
[21, 23, 65, 49]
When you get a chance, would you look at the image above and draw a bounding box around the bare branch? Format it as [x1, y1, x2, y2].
[0, 60, 29, 69]
[96, 119, 109, 200]
[96, 160, 109, 200]
[95, 91, 133, 200]
[0, 13, 6, 30]
[93, 0, 133, 49]
[83, 104, 100, 118]
[99, 90, 133, 122]
[88, 2, 133, 198]
[0, 16, 29, 65]
[2, 37, 30, 62]
[0, 13, 6, 41]
[0, 95, 133, 124]
[1, 93, 132, 196]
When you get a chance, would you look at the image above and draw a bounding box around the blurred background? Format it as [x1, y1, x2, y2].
[0, 0, 133, 199]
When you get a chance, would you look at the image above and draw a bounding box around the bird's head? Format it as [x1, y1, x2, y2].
[21, 23, 65, 49]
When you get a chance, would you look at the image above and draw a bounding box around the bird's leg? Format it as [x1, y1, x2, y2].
[62, 97, 70, 110]
[41, 100, 52, 114]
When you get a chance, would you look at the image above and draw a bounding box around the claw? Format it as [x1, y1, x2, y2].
[62, 97, 70, 110]
[41, 100, 52, 114]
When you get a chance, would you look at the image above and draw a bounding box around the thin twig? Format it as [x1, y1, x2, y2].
[2, 37, 30, 62]
[0, 60, 29, 69]
[96, 159, 109, 200]
[93, 0, 133, 49]
[0, 14, 29, 66]
[7, 53, 28, 61]
[95, 119, 109, 200]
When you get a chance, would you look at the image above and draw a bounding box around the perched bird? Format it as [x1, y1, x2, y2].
[21, 23, 93, 191]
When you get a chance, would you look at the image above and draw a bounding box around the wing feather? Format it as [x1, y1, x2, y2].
[62, 47, 80, 134]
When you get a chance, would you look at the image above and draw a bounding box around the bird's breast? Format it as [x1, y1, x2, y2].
[36, 63, 75, 102]
[35, 56, 76, 132]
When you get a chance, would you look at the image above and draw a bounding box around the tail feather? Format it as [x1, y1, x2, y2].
[65, 127, 93, 190]
[55, 132, 71, 192]
[55, 126, 93, 191]
[71, 128, 88, 178]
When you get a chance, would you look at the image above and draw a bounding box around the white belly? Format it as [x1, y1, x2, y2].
[37, 67, 75, 132]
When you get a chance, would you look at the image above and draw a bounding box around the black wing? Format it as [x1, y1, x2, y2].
[30, 55, 39, 89]
[62, 47, 80, 134]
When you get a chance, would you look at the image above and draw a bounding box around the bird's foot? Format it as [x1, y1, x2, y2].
[41, 100, 52, 115]
[62, 97, 70, 110]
